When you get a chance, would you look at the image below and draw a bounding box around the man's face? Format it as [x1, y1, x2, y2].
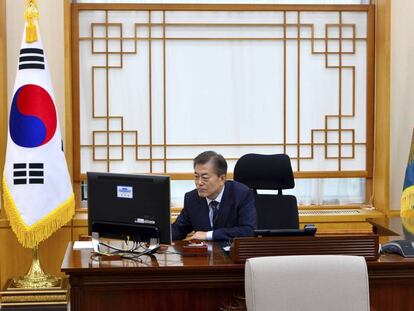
[194, 160, 226, 200]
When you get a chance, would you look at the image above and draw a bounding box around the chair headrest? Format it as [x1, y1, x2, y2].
[233, 153, 295, 190]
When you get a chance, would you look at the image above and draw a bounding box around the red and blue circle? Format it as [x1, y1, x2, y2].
[9, 84, 57, 148]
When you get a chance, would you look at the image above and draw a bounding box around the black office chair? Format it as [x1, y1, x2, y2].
[233, 153, 299, 229]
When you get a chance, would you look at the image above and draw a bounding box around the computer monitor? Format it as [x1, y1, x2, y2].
[87, 172, 171, 245]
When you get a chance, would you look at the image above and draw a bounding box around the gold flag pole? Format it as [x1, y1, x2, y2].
[13, 245, 60, 288]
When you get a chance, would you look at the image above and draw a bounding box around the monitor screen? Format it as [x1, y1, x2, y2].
[87, 172, 171, 245]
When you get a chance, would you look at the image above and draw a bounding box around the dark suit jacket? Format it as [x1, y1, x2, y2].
[171, 181, 257, 241]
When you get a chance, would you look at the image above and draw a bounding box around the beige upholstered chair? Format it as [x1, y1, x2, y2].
[245, 255, 370, 311]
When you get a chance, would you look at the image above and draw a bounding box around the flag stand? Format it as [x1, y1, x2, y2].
[0, 245, 68, 308]
[12, 245, 60, 288]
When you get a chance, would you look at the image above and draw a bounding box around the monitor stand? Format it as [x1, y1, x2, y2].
[91, 231, 101, 254]
[140, 239, 160, 255]
[91, 232, 160, 257]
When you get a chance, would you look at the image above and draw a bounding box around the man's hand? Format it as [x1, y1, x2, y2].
[187, 231, 208, 241]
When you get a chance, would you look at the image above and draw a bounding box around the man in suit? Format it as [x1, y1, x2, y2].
[172, 151, 257, 241]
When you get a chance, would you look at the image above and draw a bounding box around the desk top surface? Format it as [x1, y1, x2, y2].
[61, 241, 240, 273]
[61, 239, 414, 275]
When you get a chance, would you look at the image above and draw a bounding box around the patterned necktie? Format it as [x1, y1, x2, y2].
[209, 200, 219, 229]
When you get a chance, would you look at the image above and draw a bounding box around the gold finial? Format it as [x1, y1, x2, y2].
[24, 0, 39, 43]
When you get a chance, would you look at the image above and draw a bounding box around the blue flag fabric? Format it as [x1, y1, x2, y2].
[401, 129, 414, 217]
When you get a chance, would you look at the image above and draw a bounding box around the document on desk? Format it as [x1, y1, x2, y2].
[73, 241, 94, 250]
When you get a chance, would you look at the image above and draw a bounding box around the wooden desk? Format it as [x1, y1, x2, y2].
[62, 242, 244, 311]
[62, 238, 414, 311]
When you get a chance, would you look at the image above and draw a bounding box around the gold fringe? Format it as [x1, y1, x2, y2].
[401, 185, 414, 218]
[2, 174, 75, 249]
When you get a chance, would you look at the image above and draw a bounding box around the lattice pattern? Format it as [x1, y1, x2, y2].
[72, 5, 373, 179]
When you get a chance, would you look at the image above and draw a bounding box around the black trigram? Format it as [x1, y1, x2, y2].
[19, 48, 45, 70]
[13, 163, 44, 185]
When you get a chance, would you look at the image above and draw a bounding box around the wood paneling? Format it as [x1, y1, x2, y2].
[0, 0, 7, 290]
[71, 226, 88, 242]
[303, 221, 373, 232]
[78, 171, 372, 182]
[373, 0, 391, 213]
[231, 234, 379, 263]
[64, 0, 73, 180]
[366, 5, 375, 178]
[71, 4, 81, 182]
[0, 228, 32, 290]
[0, 0, 6, 183]
[72, 3, 371, 11]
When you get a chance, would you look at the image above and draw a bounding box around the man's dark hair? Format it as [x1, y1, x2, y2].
[193, 151, 227, 176]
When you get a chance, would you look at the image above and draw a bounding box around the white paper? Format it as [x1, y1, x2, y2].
[73, 241, 94, 250]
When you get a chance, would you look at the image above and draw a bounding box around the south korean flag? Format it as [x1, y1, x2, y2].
[2, 18, 75, 248]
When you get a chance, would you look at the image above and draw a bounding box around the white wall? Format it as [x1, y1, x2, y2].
[6, 0, 65, 139]
[390, 0, 414, 210]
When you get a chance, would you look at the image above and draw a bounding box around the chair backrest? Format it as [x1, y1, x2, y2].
[234, 154, 294, 192]
[234, 154, 299, 229]
[254, 195, 298, 229]
[245, 255, 370, 311]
